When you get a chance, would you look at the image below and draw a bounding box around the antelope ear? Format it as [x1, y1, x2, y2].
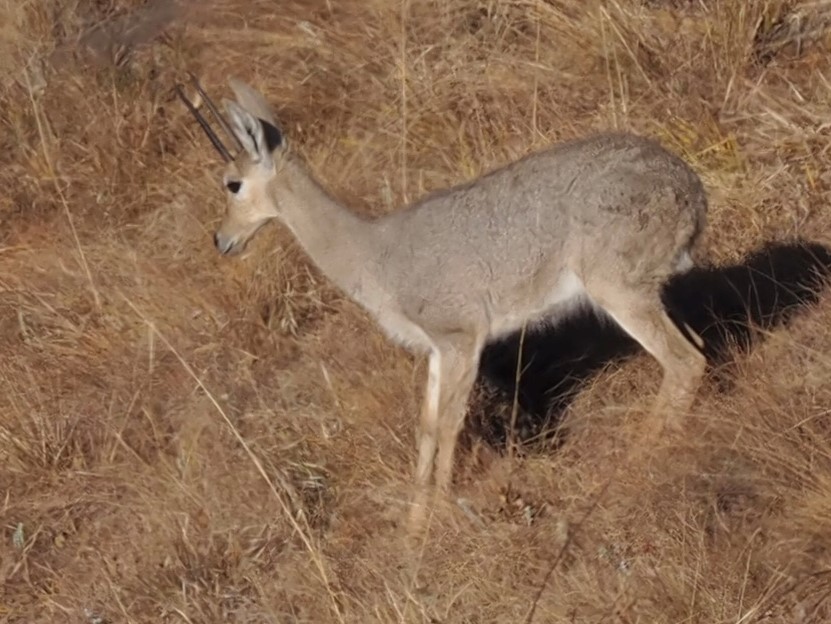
[227, 77, 284, 154]
[224, 99, 277, 168]
[228, 77, 277, 126]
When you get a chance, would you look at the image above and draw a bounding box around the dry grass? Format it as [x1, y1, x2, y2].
[2, 0, 831, 621]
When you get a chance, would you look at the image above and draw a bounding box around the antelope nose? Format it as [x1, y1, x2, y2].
[214, 232, 233, 255]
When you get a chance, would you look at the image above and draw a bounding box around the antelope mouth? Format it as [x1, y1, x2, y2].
[213, 219, 271, 256]
[213, 231, 247, 256]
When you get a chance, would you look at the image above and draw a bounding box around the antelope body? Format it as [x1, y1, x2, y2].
[178, 76, 708, 531]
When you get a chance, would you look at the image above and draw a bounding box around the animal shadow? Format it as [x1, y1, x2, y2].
[468, 240, 831, 451]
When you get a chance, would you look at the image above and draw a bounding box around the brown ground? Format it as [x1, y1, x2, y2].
[3, 0, 831, 622]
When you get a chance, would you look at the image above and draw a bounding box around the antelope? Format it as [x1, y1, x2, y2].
[176, 75, 708, 532]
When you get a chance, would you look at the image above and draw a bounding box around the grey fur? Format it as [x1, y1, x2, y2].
[212, 78, 709, 533]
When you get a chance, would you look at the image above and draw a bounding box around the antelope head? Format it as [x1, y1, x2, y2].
[176, 75, 289, 256]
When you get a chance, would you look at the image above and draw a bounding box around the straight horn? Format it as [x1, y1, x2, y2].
[187, 72, 244, 151]
[175, 81, 233, 163]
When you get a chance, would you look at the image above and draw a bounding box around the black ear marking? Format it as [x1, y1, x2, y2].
[258, 118, 283, 152]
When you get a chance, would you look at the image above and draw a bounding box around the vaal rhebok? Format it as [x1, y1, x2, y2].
[176, 75, 708, 532]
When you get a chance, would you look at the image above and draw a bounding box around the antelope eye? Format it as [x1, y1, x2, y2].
[226, 180, 242, 194]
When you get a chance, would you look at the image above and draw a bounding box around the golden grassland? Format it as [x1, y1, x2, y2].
[2, 0, 831, 621]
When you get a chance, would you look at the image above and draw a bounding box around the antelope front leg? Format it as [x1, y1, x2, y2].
[407, 350, 441, 535]
[433, 348, 480, 494]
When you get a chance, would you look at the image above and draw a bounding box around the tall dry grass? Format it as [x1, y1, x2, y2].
[1, 0, 831, 622]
